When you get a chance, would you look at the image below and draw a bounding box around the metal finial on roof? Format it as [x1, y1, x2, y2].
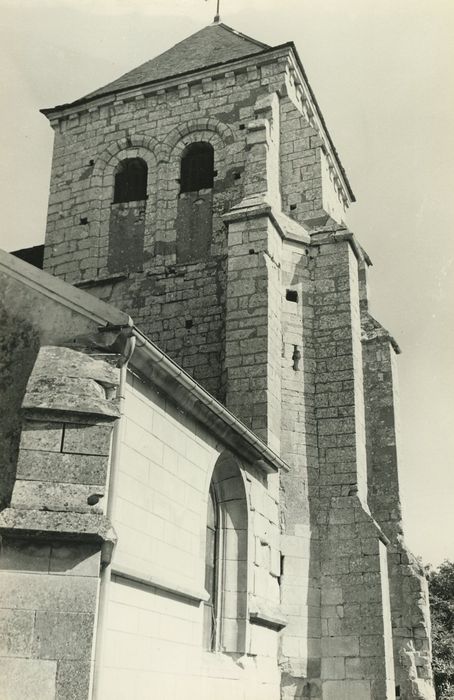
[213, 0, 221, 23]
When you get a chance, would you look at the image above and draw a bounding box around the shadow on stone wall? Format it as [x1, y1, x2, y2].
[0, 306, 40, 508]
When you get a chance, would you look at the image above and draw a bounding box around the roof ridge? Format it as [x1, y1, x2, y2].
[216, 22, 270, 50]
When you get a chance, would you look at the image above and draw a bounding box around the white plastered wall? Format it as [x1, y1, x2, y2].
[97, 372, 282, 700]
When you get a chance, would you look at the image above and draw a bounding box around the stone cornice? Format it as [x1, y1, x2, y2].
[0, 508, 117, 563]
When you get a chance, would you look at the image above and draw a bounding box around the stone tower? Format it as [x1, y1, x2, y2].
[41, 22, 435, 700]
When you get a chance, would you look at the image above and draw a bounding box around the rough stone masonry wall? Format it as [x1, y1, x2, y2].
[43, 58, 332, 401]
[223, 91, 283, 452]
[0, 303, 40, 510]
[279, 97, 325, 229]
[0, 346, 119, 700]
[43, 68, 263, 400]
[363, 335, 435, 700]
[224, 215, 282, 453]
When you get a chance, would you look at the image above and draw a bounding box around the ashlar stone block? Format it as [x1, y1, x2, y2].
[323, 679, 372, 700]
[0, 658, 57, 700]
[33, 612, 94, 661]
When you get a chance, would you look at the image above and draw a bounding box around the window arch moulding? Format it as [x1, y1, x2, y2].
[92, 140, 159, 276]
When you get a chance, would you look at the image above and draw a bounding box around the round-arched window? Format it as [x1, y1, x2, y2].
[180, 142, 214, 193]
[113, 158, 148, 203]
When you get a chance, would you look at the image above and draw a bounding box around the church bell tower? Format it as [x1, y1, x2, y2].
[41, 21, 435, 700]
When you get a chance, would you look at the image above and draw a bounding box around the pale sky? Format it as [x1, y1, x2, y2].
[0, 0, 452, 566]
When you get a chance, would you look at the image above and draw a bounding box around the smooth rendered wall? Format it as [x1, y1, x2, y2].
[98, 372, 282, 700]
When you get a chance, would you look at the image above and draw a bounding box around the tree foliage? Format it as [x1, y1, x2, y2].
[429, 560, 454, 699]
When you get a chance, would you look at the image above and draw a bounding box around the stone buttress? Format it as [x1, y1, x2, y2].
[0, 346, 119, 700]
[362, 304, 435, 700]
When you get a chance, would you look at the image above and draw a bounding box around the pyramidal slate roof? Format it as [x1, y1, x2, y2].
[41, 22, 355, 201]
[84, 23, 270, 101]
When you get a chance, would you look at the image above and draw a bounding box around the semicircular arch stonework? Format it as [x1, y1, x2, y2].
[162, 117, 234, 163]
[95, 135, 160, 178]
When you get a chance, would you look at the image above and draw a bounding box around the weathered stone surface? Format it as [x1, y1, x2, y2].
[11, 480, 105, 513]
[33, 612, 95, 660]
[0, 508, 116, 546]
[49, 543, 100, 577]
[108, 201, 146, 274]
[16, 449, 109, 484]
[0, 571, 98, 612]
[56, 660, 91, 700]
[0, 539, 51, 573]
[1, 255, 126, 700]
[0, 306, 40, 508]
[176, 191, 213, 263]
[23, 375, 119, 418]
[0, 658, 57, 700]
[21, 346, 120, 418]
[62, 422, 113, 456]
[363, 333, 435, 699]
[20, 421, 63, 452]
[30, 346, 120, 389]
[323, 679, 371, 700]
[0, 609, 34, 656]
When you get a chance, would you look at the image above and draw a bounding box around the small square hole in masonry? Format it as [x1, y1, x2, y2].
[185, 319, 193, 329]
[286, 289, 298, 303]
